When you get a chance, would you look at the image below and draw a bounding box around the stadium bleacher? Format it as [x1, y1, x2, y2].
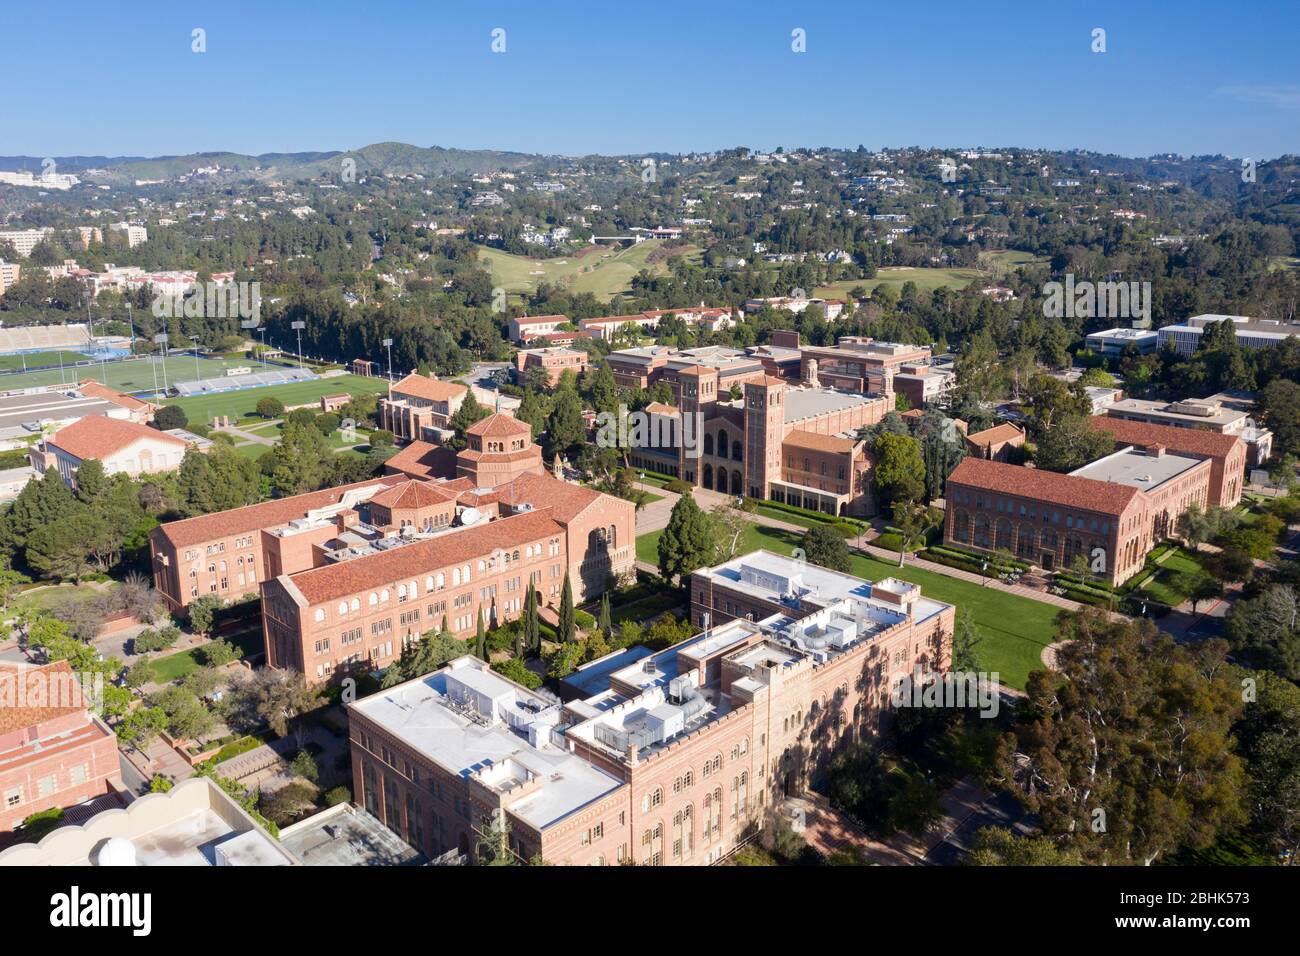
[0, 323, 93, 354]
[171, 366, 318, 396]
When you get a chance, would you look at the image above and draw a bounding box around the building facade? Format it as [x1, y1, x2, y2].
[346, 550, 954, 865]
[377, 373, 468, 443]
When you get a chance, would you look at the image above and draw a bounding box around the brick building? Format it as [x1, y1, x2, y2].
[1089, 416, 1247, 507]
[0, 662, 119, 833]
[624, 372, 890, 516]
[944, 449, 1213, 584]
[149, 475, 407, 614]
[346, 551, 953, 864]
[377, 373, 468, 443]
[258, 470, 634, 686]
[514, 346, 588, 386]
[964, 422, 1026, 462]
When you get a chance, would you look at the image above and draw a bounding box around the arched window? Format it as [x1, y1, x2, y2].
[380, 588, 390, 602]
[337, 601, 348, 616]
[717, 430, 729, 459]
[351, 598, 360, 612]
[436, 572, 445, 588]
[974, 515, 991, 548]
[314, 609, 325, 622]
[995, 518, 1011, 550]
[704, 434, 714, 456]
[954, 511, 970, 541]
[426, 576, 434, 591]
[368, 592, 378, 606]
[732, 441, 742, 461]
[1017, 526, 1036, 558]
[453, 568, 461, 586]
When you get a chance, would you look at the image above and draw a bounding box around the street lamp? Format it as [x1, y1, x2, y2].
[292, 320, 305, 369]
[382, 338, 393, 383]
[981, 559, 989, 586]
[189, 335, 200, 383]
[256, 328, 267, 367]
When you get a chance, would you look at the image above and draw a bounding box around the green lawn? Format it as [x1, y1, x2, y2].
[475, 239, 699, 299]
[1137, 547, 1209, 607]
[814, 267, 983, 299]
[0, 350, 92, 372]
[163, 374, 390, 425]
[637, 523, 1062, 690]
[0, 353, 258, 393]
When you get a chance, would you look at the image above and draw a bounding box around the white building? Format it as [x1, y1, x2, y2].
[1157, 314, 1300, 357]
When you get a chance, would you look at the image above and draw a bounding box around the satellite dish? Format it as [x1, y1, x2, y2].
[96, 837, 138, 867]
[460, 507, 482, 526]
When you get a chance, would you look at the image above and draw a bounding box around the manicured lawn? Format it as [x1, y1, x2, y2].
[145, 648, 204, 683]
[1138, 547, 1209, 607]
[637, 523, 1062, 690]
[162, 374, 390, 425]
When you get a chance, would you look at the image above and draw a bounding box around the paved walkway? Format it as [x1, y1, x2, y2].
[634, 481, 1086, 615]
[215, 420, 279, 446]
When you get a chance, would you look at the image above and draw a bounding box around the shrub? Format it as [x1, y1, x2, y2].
[324, 786, 351, 806]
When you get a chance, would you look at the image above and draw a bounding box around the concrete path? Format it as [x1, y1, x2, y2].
[634, 481, 1086, 615]
[215, 421, 279, 446]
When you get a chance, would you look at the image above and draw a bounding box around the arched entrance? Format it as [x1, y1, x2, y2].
[702, 464, 713, 489]
[716, 469, 728, 494]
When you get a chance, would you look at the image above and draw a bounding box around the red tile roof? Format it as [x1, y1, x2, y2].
[0, 661, 87, 733]
[369, 480, 456, 510]
[514, 314, 569, 326]
[388, 373, 468, 404]
[1090, 416, 1242, 459]
[946, 457, 1139, 516]
[49, 415, 187, 461]
[494, 472, 609, 523]
[287, 510, 565, 604]
[78, 378, 155, 413]
[152, 475, 404, 548]
[467, 412, 531, 438]
[782, 429, 857, 454]
[965, 422, 1025, 447]
[384, 441, 458, 480]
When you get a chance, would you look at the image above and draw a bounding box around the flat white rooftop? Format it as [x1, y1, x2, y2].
[351, 659, 623, 830]
[1070, 446, 1204, 490]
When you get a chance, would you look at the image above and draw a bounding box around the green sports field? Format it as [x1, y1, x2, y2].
[637, 522, 1061, 690]
[0, 350, 93, 372]
[162, 374, 390, 424]
[476, 239, 699, 300]
[0, 353, 258, 393]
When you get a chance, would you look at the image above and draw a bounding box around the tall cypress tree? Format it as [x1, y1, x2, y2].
[559, 574, 575, 643]
[476, 608, 488, 661]
[598, 592, 612, 637]
[524, 581, 539, 653]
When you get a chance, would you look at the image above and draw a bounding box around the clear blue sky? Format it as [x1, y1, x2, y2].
[3, 0, 1296, 159]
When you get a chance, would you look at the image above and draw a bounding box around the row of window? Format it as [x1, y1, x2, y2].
[4, 763, 90, 809]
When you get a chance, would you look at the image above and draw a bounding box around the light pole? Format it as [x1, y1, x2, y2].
[256, 328, 267, 368]
[154, 334, 170, 394]
[383, 338, 393, 383]
[292, 321, 305, 369]
[189, 335, 200, 383]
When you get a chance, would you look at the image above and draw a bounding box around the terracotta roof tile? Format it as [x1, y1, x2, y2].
[1090, 416, 1243, 459]
[782, 429, 857, 454]
[152, 475, 404, 548]
[0, 661, 87, 734]
[493, 472, 610, 523]
[946, 457, 1139, 516]
[388, 373, 468, 403]
[966, 422, 1025, 447]
[369, 480, 456, 510]
[287, 510, 565, 604]
[384, 441, 458, 480]
[467, 412, 531, 438]
[78, 378, 155, 413]
[49, 415, 187, 461]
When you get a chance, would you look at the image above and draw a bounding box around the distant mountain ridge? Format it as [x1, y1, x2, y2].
[0, 142, 543, 182]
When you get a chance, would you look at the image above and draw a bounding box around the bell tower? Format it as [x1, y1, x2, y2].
[743, 377, 784, 500]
